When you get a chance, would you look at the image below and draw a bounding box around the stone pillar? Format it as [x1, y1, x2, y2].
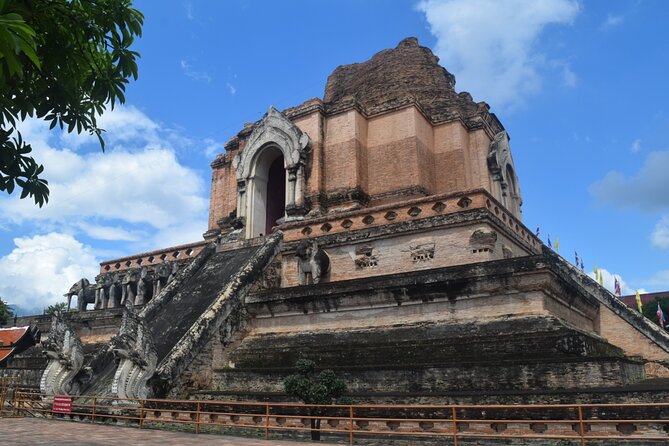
[287, 166, 297, 208]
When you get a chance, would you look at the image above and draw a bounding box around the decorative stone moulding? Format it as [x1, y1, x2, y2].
[410, 243, 435, 262]
[341, 219, 353, 229]
[362, 215, 375, 225]
[384, 211, 398, 221]
[320, 222, 332, 232]
[457, 197, 472, 208]
[408, 206, 422, 217]
[354, 246, 378, 268]
[432, 201, 446, 213]
[301, 226, 313, 236]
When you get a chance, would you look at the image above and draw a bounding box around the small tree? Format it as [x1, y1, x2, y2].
[0, 297, 15, 325]
[284, 359, 347, 441]
[44, 302, 69, 316]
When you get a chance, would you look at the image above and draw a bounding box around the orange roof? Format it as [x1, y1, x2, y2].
[0, 326, 39, 367]
[0, 349, 11, 363]
[0, 326, 29, 347]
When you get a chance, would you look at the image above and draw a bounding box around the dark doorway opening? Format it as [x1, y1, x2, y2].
[265, 156, 286, 235]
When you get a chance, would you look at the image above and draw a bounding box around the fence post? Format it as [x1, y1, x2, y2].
[265, 402, 270, 440]
[349, 405, 354, 446]
[92, 397, 97, 424]
[452, 406, 458, 446]
[578, 405, 586, 446]
[195, 401, 201, 434]
[139, 399, 145, 429]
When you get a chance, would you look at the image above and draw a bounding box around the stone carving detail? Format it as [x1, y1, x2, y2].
[296, 239, 330, 285]
[487, 130, 522, 213]
[252, 259, 282, 291]
[135, 268, 149, 306]
[121, 270, 138, 306]
[94, 275, 110, 309]
[40, 313, 84, 395]
[73, 258, 187, 312]
[410, 243, 435, 262]
[469, 228, 497, 253]
[66, 278, 96, 311]
[110, 299, 157, 401]
[235, 107, 310, 237]
[354, 246, 378, 269]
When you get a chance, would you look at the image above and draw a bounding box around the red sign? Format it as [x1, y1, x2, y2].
[53, 395, 72, 414]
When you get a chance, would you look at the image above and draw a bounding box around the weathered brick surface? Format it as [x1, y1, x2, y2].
[206, 38, 515, 236]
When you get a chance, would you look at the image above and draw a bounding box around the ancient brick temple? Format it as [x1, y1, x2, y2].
[4, 38, 669, 406]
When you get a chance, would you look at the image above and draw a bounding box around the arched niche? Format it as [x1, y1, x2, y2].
[235, 107, 310, 238]
[487, 130, 522, 217]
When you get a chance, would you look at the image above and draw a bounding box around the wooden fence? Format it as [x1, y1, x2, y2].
[7, 390, 669, 445]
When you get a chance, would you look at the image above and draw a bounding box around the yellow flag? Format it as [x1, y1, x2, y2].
[635, 290, 643, 313]
[598, 270, 604, 285]
[594, 264, 599, 276]
[554, 237, 560, 253]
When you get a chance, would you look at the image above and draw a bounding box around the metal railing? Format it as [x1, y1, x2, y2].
[8, 391, 669, 444]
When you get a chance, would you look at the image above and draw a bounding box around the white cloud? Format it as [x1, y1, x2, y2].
[416, 0, 580, 109]
[562, 64, 577, 87]
[590, 151, 669, 212]
[631, 138, 642, 153]
[602, 14, 623, 29]
[3, 106, 211, 249]
[651, 216, 669, 250]
[180, 59, 212, 83]
[185, 1, 194, 20]
[0, 233, 99, 314]
[203, 137, 224, 158]
[77, 222, 145, 242]
[589, 268, 638, 296]
[226, 82, 237, 96]
[647, 269, 669, 289]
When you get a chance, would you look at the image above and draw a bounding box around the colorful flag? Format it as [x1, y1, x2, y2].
[580, 260, 584, 271]
[535, 227, 540, 238]
[547, 234, 552, 248]
[575, 251, 579, 266]
[614, 277, 621, 296]
[657, 303, 666, 327]
[594, 264, 599, 276]
[598, 270, 604, 285]
[554, 237, 560, 253]
[635, 290, 643, 313]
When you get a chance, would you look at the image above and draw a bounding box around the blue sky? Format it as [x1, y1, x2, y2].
[1, 0, 668, 315]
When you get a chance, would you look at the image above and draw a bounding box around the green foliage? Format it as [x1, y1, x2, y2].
[284, 359, 348, 441]
[44, 301, 69, 316]
[0, 296, 15, 325]
[0, 0, 144, 206]
[641, 296, 669, 328]
[284, 359, 347, 405]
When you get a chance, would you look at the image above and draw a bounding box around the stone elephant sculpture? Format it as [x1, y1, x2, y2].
[66, 278, 96, 312]
[296, 239, 330, 285]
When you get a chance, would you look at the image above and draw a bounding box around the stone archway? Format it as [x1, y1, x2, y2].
[244, 145, 286, 237]
[235, 107, 310, 239]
